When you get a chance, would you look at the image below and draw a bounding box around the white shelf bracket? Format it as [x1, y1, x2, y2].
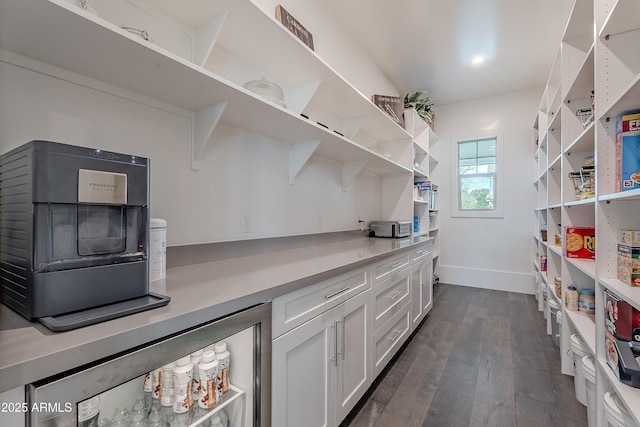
[191, 100, 228, 171]
[290, 140, 321, 185]
[342, 117, 366, 140]
[194, 11, 229, 67]
[343, 160, 367, 192]
[287, 80, 321, 115]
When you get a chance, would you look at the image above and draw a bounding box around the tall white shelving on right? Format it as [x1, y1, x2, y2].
[535, 0, 640, 425]
[595, 0, 640, 425]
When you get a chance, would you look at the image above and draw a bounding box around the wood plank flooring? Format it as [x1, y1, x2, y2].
[340, 284, 587, 427]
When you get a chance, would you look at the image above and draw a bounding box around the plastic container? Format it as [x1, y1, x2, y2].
[149, 218, 167, 281]
[604, 391, 636, 427]
[578, 288, 596, 314]
[548, 299, 560, 347]
[570, 334, 589, 406]
[566, 285, 579, 311]
[243, 77, 286, 108]
[582, 356, 596, 427]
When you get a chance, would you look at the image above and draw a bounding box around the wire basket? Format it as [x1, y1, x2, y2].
[569, 167, 595, 200]
[576, 108, 594, 128]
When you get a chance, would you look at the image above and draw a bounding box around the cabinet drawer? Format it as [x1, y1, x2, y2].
[371, 267, 410, 332]
[372, 301, 411, 379]
[272, 267, 369, 338]
[412, 244, 432, 263]
[373, 253, 410, 284]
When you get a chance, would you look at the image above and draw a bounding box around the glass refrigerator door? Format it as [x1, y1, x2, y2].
[27, 303, 271, 427]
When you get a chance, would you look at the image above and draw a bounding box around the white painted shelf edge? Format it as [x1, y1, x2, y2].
[564, 309, 596, 355]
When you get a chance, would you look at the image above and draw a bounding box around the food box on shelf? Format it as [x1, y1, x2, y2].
[565, 227, 595, 259]
[605, 290, 640, 342]
[616, 111, 640, 192]
[618, 230, 640, 287]
[604, 290, 640, 385]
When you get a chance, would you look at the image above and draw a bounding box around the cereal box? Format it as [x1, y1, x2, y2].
[565, 227, 595, 259]
[616, 111, 640, 192]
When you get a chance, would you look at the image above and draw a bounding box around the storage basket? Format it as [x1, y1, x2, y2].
[569, 167, 595, 200]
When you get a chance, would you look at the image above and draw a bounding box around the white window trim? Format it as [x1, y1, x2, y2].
[451, 130, 504, 218]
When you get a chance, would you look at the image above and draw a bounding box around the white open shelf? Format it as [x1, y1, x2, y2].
[565, 257, 596, 280]
[565, 309, 596, 355]
[0, 0, 412, 178]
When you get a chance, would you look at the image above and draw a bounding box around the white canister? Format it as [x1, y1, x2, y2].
[569, 334, 589, 406]
[149, 218, 167, 281]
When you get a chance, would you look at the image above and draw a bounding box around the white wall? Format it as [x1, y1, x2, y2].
[0, 0, 398, 247]
[431, 88, 542, 294]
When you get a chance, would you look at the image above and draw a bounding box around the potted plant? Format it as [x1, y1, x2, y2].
[404, 91, 435, 129]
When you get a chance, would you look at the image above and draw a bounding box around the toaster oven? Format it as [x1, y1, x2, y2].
[368, 221, 412, 238]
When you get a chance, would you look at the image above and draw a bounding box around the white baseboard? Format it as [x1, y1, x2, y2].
[435, 264, 535, 295]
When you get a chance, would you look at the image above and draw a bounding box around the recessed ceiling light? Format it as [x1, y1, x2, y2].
[471, 55, 485, 66]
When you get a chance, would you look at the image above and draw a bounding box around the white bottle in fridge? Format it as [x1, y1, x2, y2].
[161, 362, 176, 407]
[190, 349, 204, 398]
[151, 368, 162, 400]
[214, 342, 230, 396]
[172, 356, 194, 413]
[198, 350, 219, 409]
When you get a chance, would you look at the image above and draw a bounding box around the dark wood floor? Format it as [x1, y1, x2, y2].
[340, 284, 587, 427]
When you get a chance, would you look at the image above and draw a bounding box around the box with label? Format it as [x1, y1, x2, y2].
[618, 245, 640, 287]
[618, 230, 640, 287]
[604, 290, 640, 377]
[619, 229, 640, 246]
[616, 111, 640, 192]
[565, 227, 595, 259]
[605, 290, 640, 341]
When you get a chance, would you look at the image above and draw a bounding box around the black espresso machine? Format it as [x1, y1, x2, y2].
[0, 141, 169, 331]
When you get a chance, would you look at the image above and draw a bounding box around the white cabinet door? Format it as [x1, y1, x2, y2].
[410, 263, 423, 329]
[411, 253, 433, 329]
[335, 289, 371, 424]
[272, 309, 336, 427]
[421, 254, 434, 316]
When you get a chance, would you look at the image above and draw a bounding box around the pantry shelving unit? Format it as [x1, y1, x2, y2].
[406, 109, 440, 264]
[533, 0, 640, 424]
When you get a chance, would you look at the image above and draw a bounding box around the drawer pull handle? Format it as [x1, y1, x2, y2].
[416, 250, 427, 255]
[388, 290, 403, 300]
[388, 328, 403, 341]
[325, 286, 350, 299]
[391, 262, 404, 269]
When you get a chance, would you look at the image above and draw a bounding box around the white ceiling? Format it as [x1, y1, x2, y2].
[325, 0, 575, 106]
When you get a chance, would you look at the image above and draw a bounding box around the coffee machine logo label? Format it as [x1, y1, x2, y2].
[78, 169, 127, 204]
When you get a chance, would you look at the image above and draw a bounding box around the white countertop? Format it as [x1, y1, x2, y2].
[0, 233, 433, 392]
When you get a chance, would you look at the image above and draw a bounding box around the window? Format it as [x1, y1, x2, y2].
[452, 133, 503, 218]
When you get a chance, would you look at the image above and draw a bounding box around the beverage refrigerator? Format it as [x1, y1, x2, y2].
[26, 303, 271, 427]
